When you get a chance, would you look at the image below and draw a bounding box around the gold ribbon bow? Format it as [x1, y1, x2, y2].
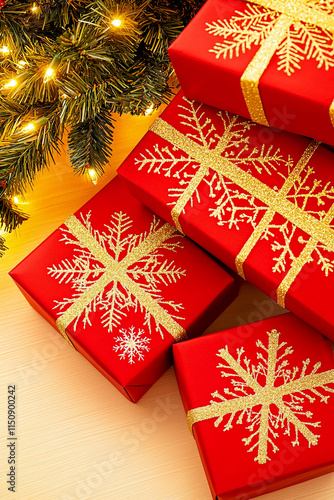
[53, 214, 187, 347]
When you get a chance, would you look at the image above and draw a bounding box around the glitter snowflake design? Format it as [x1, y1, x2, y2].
[47, 211, 186, 337]
[188, 329, 334, 463]
[137, 96, 334, 277]
[138, 97, 291, 228]
[206, 1, 334, 76]
[113, 326, 150, 364]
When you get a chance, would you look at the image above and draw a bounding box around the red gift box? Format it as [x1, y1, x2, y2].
[173, 314, 334, 499]
[10, 176, 237, 403]
[168, 0, 334, 146]
[118, 91, 334, 343]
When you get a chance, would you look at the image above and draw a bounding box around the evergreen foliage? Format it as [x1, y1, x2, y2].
[0, 0, 205, 255]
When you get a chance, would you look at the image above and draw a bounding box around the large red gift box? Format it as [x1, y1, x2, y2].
[118, 91, 334, 343]
[168, 0, 334, 146]
[10, 176, 237, 403]
[173, 314, 334, 499]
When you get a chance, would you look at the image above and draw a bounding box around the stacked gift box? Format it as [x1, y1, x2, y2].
[10, 0, 334, 498]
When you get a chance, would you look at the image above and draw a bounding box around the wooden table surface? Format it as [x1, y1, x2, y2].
[1, 108, 333, 500]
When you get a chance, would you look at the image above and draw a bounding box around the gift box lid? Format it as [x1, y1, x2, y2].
[173, 313, 334, 499]
[168, 0, 334, 147]
[10, 176, 237, 402]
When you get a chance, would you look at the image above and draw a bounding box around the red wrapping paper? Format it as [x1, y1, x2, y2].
[118, 91, 334, 343]
[10, 176, 237, 403]
[168, 0, 334, 146]
[173, 314, 334, 499]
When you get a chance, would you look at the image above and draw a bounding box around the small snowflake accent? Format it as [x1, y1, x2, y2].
[113, 326, 150, 364]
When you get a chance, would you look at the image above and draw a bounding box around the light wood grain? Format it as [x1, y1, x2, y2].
[0, 110, 333, 500]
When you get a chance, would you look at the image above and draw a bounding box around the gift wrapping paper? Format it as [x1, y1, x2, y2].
[118, 91, 334, 342]
[174, 313, 334, 499]
[10, 176, 237, 402]
[168, 0, 334, 146]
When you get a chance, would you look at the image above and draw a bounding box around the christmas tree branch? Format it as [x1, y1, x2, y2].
[68, 104, 114, 176]
[0, 0, 205, 255]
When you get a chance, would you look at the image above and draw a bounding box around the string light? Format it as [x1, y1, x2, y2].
[111, 19, 122, 27]
[12, 195, 29, 205]
[1, 46, 10, 55]
[44, 66, 55, 83]
[17, 60, 27, 68]
[21, 122, 35, 133]
[88, 169, 98, 185]
[4, 79, 18, 89]
[31, 3, 38, 12]
[145, 103, 154, 116]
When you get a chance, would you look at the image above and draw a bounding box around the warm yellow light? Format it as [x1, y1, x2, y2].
[111, 19, 122, 27]
[4, 79, 18, 89]
[31, 3, 38, 12]
[88, 169, 98, 185]
[22, 122, 35, 133]
[44, 66, 55, 83]
[12, 195, 29, 205]
[145, 103, 154, 116]
[1, 46, 10, 55]
[17, 60, 27, 67]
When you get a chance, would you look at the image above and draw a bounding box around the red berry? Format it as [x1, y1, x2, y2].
[0, 1, 5, 8]
[0, 180, 6, 188]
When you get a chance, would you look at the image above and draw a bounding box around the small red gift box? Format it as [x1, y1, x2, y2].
[168, 0, 334, 146]
[10, 176, 237, 403]
[173, 313, 334, 499]
[118, 91, 334, 343]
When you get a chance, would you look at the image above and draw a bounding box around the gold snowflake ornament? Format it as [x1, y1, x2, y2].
[47, 210, 186, 342]
[206, 0, 334, 76]
[187, 329, 334, 463]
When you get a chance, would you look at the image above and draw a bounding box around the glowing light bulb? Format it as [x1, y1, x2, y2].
[1, 46, 10, 55]
[4, 79, 18, 89]
[31, 3, 38, 12]
[44, 66, 55, 83]
[88, 169, 98, 185]
[12, 195, 29, 205]
[22, 122, 35, 133]
[145, 103, 154, 116]
[17, 60, 27, 68]
[111, 19, 122, 27]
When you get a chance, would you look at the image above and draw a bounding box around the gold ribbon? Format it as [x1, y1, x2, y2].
[150, 116, 334, 307]
[55, 215, 187, 347]
[238, 0, 334, 126]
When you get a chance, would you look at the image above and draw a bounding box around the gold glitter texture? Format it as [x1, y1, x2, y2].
[330, 98, 334, 127]
[142, 97, 334, 306]
[206, 0, 334, 125]
[187, 329, 334, 464]
[48, 212, 187, 347]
